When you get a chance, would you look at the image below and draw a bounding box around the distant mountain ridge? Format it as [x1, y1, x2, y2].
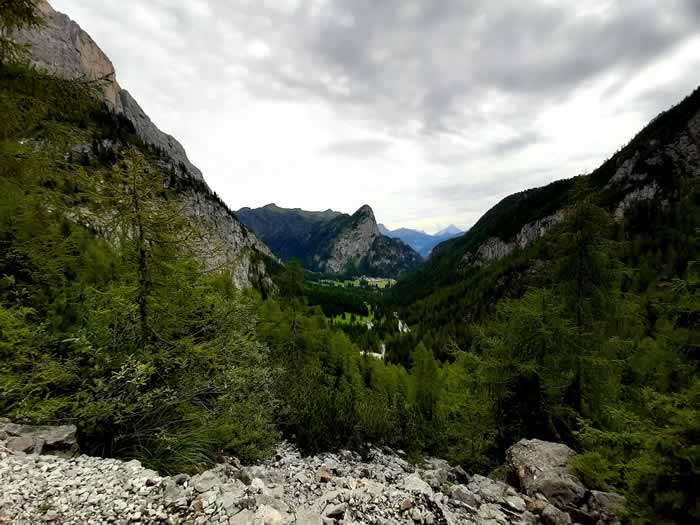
[238, 204, 422, 277]
[393, 83, 700, 304]
[379, 224, 464, 258]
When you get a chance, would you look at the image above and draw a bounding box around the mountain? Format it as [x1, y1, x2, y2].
[16, 1, 275, 290]
[237, 204, 422, 277]
[435, 224, 463, 236]
[392, 83, 700, 305]
[380, 225, 464, 258]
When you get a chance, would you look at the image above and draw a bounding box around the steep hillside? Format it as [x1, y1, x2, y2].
[393, 84, 700, 305]
[15, 0, 274, 289]
[380, 224, 465, 258]
[238, 204, 422, 277]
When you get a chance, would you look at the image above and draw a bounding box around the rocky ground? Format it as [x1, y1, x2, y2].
[0, 421, 624, 525]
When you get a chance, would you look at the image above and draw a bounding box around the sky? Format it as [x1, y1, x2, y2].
[51, 0, 700, 234]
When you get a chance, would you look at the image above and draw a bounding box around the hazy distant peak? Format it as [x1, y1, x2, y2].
[436, 225, 463, 236]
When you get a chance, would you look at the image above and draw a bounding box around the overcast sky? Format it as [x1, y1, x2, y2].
[52, 0, 700, 233]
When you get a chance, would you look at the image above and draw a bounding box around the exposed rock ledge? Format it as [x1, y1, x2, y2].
[1, 422, 624, 525]
[464, 211, 565, 267]
[18, 1, 203, 181]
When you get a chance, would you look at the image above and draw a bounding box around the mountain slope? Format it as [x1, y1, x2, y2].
[16, 0, 275, 289]
[380, 224, 464, 258]
[238, 204, 422, 277]
[393, 83, 700, 304]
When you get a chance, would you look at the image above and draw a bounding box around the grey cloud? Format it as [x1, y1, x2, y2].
[222, 0, 700, 136]
[322, 139, 394, 157]
[427, 164, 567, 207]
[486, 131, 545, 155]
[89, 0, 699, 142]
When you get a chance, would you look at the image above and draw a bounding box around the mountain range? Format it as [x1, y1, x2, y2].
[378, 224, 465, 258]
[237, 204, 422, 277]
[392, 82, 700, 307]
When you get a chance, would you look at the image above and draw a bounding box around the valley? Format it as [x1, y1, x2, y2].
[0, 2, 698, 525]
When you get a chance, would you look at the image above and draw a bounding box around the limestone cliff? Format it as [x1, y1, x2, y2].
[17, 1, 122, 112]
[15, 1, 274, 289]
[320, 205, 381, 273]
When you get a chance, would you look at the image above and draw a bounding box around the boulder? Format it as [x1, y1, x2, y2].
[317, 466, 333, 483]
[451, 465, 471, 484]
[402, 473, 433, 496]
[191, 469, 225, 493]
[0, 422, 78, 457]
[296, 509, 323, 525]
[466, 474, 514, 504]
[506, 439, 585, 508]
[324, 502, 347, 518]
[253, 504, 289, 525]
[589, 490, 625, 523]
[229, 509, 255, 525]
[6, 436, 35, 454]
[541, 503, 572, 525]
[449, 484, 479, 508]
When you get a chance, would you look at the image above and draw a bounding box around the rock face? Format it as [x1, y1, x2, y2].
[0, 419, 78, 458]
[506, 440, 584, 509]
[507, 439, 625, 525]
[18, 1, 202, 181]
[17, 1, 122, 112]
[1, 423, 626, 525]
[183, 189, 276, 291]
[464, 210, 565, 267]
[16, 1, 274, 289]
[321, 205, 381, 274]
[238, 204, 422, 277]
[119, 90, 203, 181]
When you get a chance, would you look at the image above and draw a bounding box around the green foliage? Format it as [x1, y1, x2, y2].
[0, 31, 698, 525]
[0, 66, 277, 472]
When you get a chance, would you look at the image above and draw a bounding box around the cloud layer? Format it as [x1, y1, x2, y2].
[52, 0, 700, 232]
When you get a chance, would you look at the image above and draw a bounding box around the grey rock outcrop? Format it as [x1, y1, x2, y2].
[506, 439, 625, 525]
[321, 205, 381, 274]
[465, 211, 565, 266]
[16, 1, 276, 289]
[506, 439, 584, 509]
[17, 1, 122, 112]
[18, 1, 203, 181]
[0, 420, 78, 458]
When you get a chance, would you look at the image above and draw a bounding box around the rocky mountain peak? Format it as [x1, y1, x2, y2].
[18, 1, 203, 181]
[351, 204, 380, 237]
[354, 204, 376, 219]
[18, 0, 122, 112]
[13, 1, 275, 289]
